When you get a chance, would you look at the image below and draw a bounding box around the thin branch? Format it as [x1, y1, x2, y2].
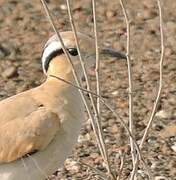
[65, 0, 113, 178]
[78, 161, 109, 180]
[26, 154, 49, 179]
[40, 0, 104, 171]
[40, 1, 149, 178]
[40, 0, 114, 178]
[130, 0, 165, 179]
[119, 0, 136, 169]
[49, 75, 99, 97]
[92, 0, 114, 177]
[49, 74, 147, 167]
[40, 0, 95, 146]
[92, 1, 106, 167]
[92, 0, 100, 115]
[117, 151, 126, 180]
[140, 0, 165, 149]
[21, 158, 31, 180]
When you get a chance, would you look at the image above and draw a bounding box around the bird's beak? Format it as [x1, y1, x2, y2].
[100, 48, 127, 60]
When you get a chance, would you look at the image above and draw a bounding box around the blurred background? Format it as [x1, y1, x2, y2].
[0, 0, 175, 179]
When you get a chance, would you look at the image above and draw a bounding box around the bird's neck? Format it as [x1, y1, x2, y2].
[46, 55, 76, 79]
[40, 74, 83, 115]
[41, 55, 82, 96]
[42, 73, 75, 93]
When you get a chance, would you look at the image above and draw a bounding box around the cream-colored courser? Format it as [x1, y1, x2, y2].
[0, 31, 126, 180]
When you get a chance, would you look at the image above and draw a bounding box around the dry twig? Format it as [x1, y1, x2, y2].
[119, 0, 136, 169]
[92, 0, 114, 177]
[40, 0, 151, 179]
[49, 74, 147, 166]
[26, 154, 49, 179]
[116, 151, 125, 180]
[65, 0, 113, 178]
[78, 161, 109, 180]
[130, 0, 165, 179]
[140, 0, 165, 149]
[40, 0, 112, 178]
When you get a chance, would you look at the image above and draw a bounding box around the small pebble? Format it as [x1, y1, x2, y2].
[77, 133, 90, 143]
[171, 143, 176, 153]
[155, 176, 167, 180]
[137, 169, 147, 178]
[155, 110, 168, 119]
[2, 66, 17, 78]
[60, 4, 67, 10]
[106, 10, 116, 19]
[111, 90, 118, 96]
[64, 158, 80, 174]
[111, 124, 118, 134]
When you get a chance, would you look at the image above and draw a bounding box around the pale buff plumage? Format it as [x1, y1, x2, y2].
[0, 31, 94, 180]
[0, 31, 126, 180]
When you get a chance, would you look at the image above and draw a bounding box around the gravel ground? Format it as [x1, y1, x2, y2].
[0, 0, 176, 179]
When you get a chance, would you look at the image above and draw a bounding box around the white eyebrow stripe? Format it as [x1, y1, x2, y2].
[42, 41, 62, 66]
[42, 41, 63, 74]
[42, 39, 69, 74]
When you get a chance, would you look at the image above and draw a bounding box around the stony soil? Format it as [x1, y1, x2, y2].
[0, 0, 176, 179]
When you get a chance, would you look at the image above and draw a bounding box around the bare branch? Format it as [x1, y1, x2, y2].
[40, 1, 152, 179]
[116, 151, 126, 180]
[78, 161, 109, 180]
[26, 154, 49, 179]
[92, 0, 100, 114]
[119, 0, 136, 169]
[130, 0, 165, 179]
[40, 0, 115, 178]
[65, 0, 113, 178]
[21, 158, 31, 180]
[49, 74, 147, 167]
[140, 0, 165, 149]
[40, 0, 106, 172]
[92, 0, 115, 178]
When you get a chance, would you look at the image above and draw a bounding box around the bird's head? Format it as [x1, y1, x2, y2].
[41, 31, 126, 79]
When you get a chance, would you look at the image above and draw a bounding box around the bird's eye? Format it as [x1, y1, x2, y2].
[68, 48, 78, 56]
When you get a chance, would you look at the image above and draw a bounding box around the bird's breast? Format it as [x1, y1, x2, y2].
[57, 87, 85, 134]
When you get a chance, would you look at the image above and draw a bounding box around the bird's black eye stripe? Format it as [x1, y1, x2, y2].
[43, 47, 78, 73]
[43, 49, 64, 72]
[68, 48, 78, 56]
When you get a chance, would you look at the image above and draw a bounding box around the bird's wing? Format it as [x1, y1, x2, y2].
[0, 90, 44, 125]
[0, 105, 60, 163]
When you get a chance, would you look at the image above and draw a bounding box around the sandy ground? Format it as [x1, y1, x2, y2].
[0, 0, 176, 179]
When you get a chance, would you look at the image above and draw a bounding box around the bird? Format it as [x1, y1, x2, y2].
[0, 31, 126, 180]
